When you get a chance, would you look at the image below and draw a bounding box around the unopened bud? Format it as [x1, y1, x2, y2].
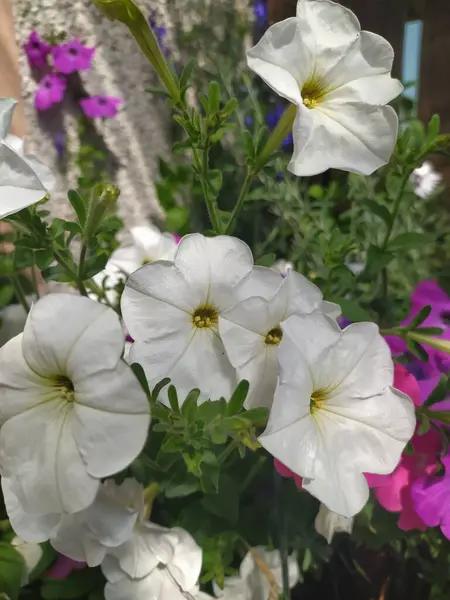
[84, 183, 119, 242]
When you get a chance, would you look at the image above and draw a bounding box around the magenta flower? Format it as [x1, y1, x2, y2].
[385, 280, 450, 378]
[52, 39, 95, 74]
[47, 555, 85, 579]
[274, 458, 303, 489]
[24, 31, 51, 68]
[34, 74, 67, 111]
[80, 95, 122, 119]
[411, 454, 450, 539]
[172, 233, 182, 244]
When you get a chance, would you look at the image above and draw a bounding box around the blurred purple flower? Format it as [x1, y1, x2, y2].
[149, 10, 170, 56]
[47, 555, 85, 579]
[80, 95, 122, 119]
[411, 454, 450, 540]
[267, 104, 293, 147]
[24, 31, 51, 68]
[52, 39, 95, 74]
[34, 74, 67, 111]
[253, 0, 268, 27]
[54, 132, 66, 158]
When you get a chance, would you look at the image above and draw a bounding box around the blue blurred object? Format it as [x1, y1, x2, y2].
[253, 0, 268, 28]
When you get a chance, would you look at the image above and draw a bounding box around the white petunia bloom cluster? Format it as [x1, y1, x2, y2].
[247, 0, 403, 177]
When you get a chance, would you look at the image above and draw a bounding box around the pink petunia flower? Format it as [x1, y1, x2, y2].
[80, 95, 122, 119]
[34, 74, 67, 111]
[47, 555, 85, 579]
[52, 39, 95, 74]
[24, 31, 51, 68]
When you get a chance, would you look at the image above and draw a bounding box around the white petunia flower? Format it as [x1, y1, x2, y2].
[0, 98, 54, 218]
[314, 503, 354, 544]
[102, 526, 202, 600]
[121, 233, 277, 404]
[271, 260, 293, 277]
[51, 478, 144, 567]
[220, 270, 340, 409]
[247, 0, 403, 176]
[93, 225, 178, 304]
[11, 536, 43, 585]
[410, 161, 442, 199]
[259, 313, 416, 517]
[0, 294, 150, 542]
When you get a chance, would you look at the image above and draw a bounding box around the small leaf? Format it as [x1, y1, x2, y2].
[406, 337, 429, 362]
[423, 374, 449, 407]
[131, 363, 151, 400]
[196, 401, 222, 423]
[0, 542, 24, 600]
[152, 378, 170, 403]
[83, 253, 108, 279]
[209, 170, 223, 195]
[389, 232, 435, 251]
[208, 81, 221, 114]
[166, 206, 188, 232]
[168, 385, 180, 414]
[418, 414, 430, 435]
[241, 407, 269, 424]
[256, 253, 276, 268]
[181, 388, 200, 420]
[427, 114, 440, 141]
[362, 245, 395, 279]
[334, 298, 373, 323]
[227, 380, 249, 415]
[409, 305, 432, 329]
[363, 199, 391, 226]
[308, 184, 324, 200]
[179, 58, 196, 90]
[67, 190, 87, 227]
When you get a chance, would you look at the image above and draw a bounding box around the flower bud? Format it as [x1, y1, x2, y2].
[84, 183, 119, 242]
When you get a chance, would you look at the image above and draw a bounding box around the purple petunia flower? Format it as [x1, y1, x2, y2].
[54, 132, 66, 158]
[149, 10, 170, 56]
[411, 454, 450, 540]
[266, 104, 293, 147]
[80, 95, 122, 119]
[47, 555, 85, 579]
[253, 0, 268, 27]
[52, 39, 95, 74]
[24, 31, 51, 68]
[34, 74, 67, 111]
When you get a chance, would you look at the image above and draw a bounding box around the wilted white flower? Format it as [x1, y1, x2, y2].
[121, 233, 277, 404]
[11, 536, 43, 585]
[51, 478, 144, 566]
[314, 503, 354, 544]
[271, 260, 293, 277]
[411, 161, 442, 199]
[259, 313, 416, 517]
[247, 0, 402, 176]
[93, 225, 178, 304]
[102, 526, 202, 600]
[0, 294, 150, 542]
[0, 98, 54, 218]
[220, 270, 339, 408]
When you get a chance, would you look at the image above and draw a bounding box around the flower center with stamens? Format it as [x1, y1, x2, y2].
[265, 326, 283, 346]
[192, 306, 218, 329]
[310, 389, 327, 414]
[301, 77, 327, 109]
[54, 376, 75, 402]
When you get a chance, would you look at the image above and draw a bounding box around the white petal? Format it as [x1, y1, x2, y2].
[296, 0, 360, 48]
[220, 314, 266, 367]
[22, 294, 124, 381]
[0, 334, 48, 425]
[4, 134, 24, 154]
[0, 98, 16, 139]
[2, 477, 61, 543]
[239, 347, 279, 410]
[73, 361, 150, 478]
[108, 245, 142, 275]
[0, 401, 99, 515]
[319, 300, 341, 321]
[314, 503, 354, 544]
[168, 527, 203, 592]
[240, 547, 299, 594]
[12, 535, 43, 582]
[318, 322, 393, 395]
[104, 568, 187, 600]
[247, 18, 305, 104]
[284, 270, 323, 316]
[304, 466, 369, 517]
[51, 514, 106, 566]
[235, 266, 283, 301]
[289, 102, 398, 177]
[174, 234, 254, 310]
[132, 226, 177, 262]
[213, 576, 250, 600]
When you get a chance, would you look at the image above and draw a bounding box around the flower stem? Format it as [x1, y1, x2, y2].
[10, 275, 30, 313]
[192, 146, 222, 233]
[225, 167, 255, 235]
[381, 170, 413, 251]
[274, 470, 291, 600]
[77, 245, 89, 297]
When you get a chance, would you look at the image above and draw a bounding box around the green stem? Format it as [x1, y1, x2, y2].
[77, 245, 89, 297]
[255, 104, 297, 172]
[274, 470, 291, 600]
[11, 275, 30, 313]
[217, 439, 239, 465]
[31, 259, 41, 300]
[192, 146, 222, 233]
[53, 250, 88, 297]
[381, 170, 413, 251]
[225, 168, 255, 235]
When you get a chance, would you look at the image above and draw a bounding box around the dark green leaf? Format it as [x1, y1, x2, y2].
[256, 253, 276, 267]
[362, 245, 395, 279]
[417, 327, 445, 336]
[41, 566, 103, 599]
[240, 407, 269, 424]
[424, 374, 448, 407]
[208, 81, 221, 114]
[363, 199, 391, 226]
[417, 414, 430, 435]
[334, 298, 373, 323]
[427, 114, 440, 141]
[165, 481, 200, 498]
[209, 170, 223, 195]
[67, 190, 87, 227]
[83, 253, 108, 279]
[227, 380, 249, 416]
[217, 209, 231, 230]
[196, 401, 223, 423]
[144, 86, 169, 96]
[409, 305, 432, 329]
[181, 389, 200, 420]
[168, 385, 180, 414]
[388, 232, 435, 251]
[179, 57, 196, 90]
[406, 337, 429, 362]
[151, 378, 171, 403]
[131, 363, 151, 399]
[201, 474, 240, 524]
[0, 542, 24, 600]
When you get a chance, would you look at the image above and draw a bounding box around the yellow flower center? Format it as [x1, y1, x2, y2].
[54, 376, 75, 402]
[301, 77, 327, 109]
[192, 305, 218, 329]
[265, 326, 283, 346]
[310, 389, 327, 414]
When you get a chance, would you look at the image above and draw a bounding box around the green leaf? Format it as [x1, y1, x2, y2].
[181, 389, 200, 420]
[67, 190, 87, 227]
[221, 98, 237, 118]
[0, 285, 15, 308]
[41, 567, 103, 599]
[166, 206, 189, 232]
[417, 414, 430, 435]
[227, 380, 249, 416]
[196, 400, 223, 423]
[424, 374, 449, 407]
[151, 378, 171, 403]
[165, 481, 200, 498]
[179, 57, 196, 90]
[406, 337, 429, 362]
[363, 245, 395, 279]
[409, 305, 432, 329]
[217, 209, 232, 231]
[363, 199, 391, 226]
[168, 385, 180, 414]
[256, 253, 276, 267]
[388, 232, 435, 251]
[240, 407, 269, 424]
[144, 86, 169, 96]
[427, 114, 440, 141]
[208, 81, 221, 114]
[308, 184, 324, 200]
[83, 253, 108, 279]
[334, 298, 373, 323]
[0, 542, 25, 600]
[209, 170, 223, 195]
[131, 363, 151, 400]
[201, 474, 240, 524]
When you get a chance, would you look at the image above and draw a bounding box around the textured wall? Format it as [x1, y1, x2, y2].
[13, 0, 175, 227]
